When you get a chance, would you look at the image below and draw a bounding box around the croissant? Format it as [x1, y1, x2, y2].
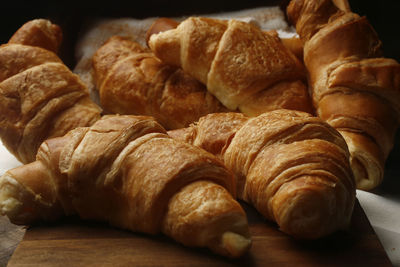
[0, 114, 251, 258]
[7, 18, 63, 54]
[169, 109, 356, 239]
[0, 19, 102, 163]
[147, 17, 313, 117]
[146, 18, 306, 63]
[286, 0, 400, 190]
[92, 35, 227, 129]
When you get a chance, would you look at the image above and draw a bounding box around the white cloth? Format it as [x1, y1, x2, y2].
[357, 187, 400, 266]
[0, 144, 21, 176]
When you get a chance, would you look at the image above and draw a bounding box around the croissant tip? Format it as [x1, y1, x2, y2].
[145, 17, 179, 46]
[0, 195, 20, 217]
[350, 154, 382, 191]
[0, 174, 23, 214]
[221, 231, 252, 258]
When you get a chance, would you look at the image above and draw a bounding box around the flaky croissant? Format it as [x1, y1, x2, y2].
[148, 17, 313, 117]
[92, 36, 227, 130]
[287, 0, 400, 190]
[0, 19, 102, 163]
[0, 114, 251, 258]
[169, 110, 356, 239]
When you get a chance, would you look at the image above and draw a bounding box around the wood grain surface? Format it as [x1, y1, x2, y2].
[5, 200, 391, 267]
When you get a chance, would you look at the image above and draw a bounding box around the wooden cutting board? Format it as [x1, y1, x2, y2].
[7, 200, 391, 267]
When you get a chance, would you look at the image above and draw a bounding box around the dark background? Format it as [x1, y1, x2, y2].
[0, 0, 400, 65]
[0, 0, 399, 193]
[1, 0, 399, 66]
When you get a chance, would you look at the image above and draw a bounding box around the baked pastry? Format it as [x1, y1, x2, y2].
[279, 36, 304, 61]
[287, 0, 400, 190]
[92, 36, 227, 129]
[0, 114, 251, 258]
[8, 18, 63, 53]
[148, 17, 313, 116]
[0, 19, 102, 163]
[73, 6, 293, 95]
[169, 110, 356, 239]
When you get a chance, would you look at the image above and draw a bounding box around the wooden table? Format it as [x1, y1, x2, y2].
[3, 200, 392, 267]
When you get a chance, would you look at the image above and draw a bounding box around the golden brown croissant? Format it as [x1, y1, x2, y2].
[8, 18, 63, 54]
[147, 18, 305, 62]
[0, 19, 102, 163]
[148, 17, 313, 116]
[92, 35, 227, 129]
[287, 0, 400, 190]
[169, 110, 356, 239]
[0, 114, 251, 258]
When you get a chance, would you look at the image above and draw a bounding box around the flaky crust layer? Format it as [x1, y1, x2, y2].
[169, 110, 355, 239]
[287, 0, 400, 190]
[0, 115, 251, 258]
[0, 19, 101, 163]
[149, 17, 311, 116]
[93, 36, 227, 130]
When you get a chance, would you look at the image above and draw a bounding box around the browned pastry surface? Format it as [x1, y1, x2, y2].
[287, 0, 400, 190]
[0, 115, 251, 258]
[148, 17, 313, 116]
[92, 36, 227, 129]
[8, 19, 62, 53]
[169, 109, 356, 239]
[0, 19, 102, 163]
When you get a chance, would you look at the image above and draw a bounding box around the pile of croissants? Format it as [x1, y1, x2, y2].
[0, 0, 399, 259]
